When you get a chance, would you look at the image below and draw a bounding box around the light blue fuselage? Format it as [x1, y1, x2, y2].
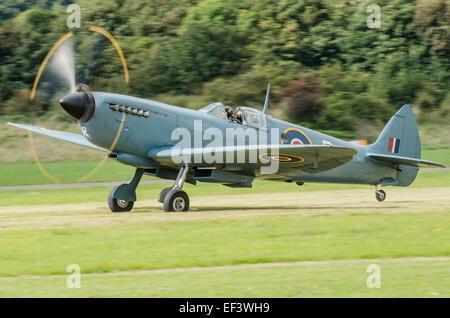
[81, 92, 416, 187]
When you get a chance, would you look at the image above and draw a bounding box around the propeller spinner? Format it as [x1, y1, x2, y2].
[59, 87, 95, 122]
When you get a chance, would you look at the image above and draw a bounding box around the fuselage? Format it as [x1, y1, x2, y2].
[80, 92, 411, 186]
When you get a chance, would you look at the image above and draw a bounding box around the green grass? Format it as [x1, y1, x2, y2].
[1, 211, 448, 277]
[1, 260, 448, 297]
[0, 160, 135, 186]
[0, 202, 448, 297]
[422, 148, 450, 167]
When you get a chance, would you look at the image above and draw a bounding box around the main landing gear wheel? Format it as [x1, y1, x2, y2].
[160, 164, 191, 212]
[108, 186, 134, 212]
[107, 169, 144, 213]
[375, 189, 386, 202]
[163, 189, 190, 212]
[158, 187, 172, 203]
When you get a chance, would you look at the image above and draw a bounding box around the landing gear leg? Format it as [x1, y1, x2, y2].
[162, 164, 190, 212]
[108, 168, 144, 212]
[375, 184, 386, 202]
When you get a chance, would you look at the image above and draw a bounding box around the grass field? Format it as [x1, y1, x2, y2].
[0, 165, 449, 297]
[1, 260, 448, 297]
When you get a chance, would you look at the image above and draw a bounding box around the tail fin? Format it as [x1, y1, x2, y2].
[370, 105, 421, 159]
[368, 105, 421, 187]
[367, 105, 444, 186]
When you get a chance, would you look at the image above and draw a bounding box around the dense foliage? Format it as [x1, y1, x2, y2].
[0, 0, 448, 134]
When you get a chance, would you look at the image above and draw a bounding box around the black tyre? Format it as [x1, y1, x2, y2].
[157, 187, 172, 203]
[163, 189, 190, 212]
[376, 189, 386, 202]
[108, 186, 134, 212]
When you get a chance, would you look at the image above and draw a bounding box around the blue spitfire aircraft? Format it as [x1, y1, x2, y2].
[8, 84, 444, 212]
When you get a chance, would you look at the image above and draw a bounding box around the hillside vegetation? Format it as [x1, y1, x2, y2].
[0, 0, 448, 139]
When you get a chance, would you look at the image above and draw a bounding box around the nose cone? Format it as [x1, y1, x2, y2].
[59, 92, 95, 122]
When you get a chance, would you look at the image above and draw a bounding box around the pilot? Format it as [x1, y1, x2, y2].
[235, 110, 245, 125]
[225, 106, 234, 121]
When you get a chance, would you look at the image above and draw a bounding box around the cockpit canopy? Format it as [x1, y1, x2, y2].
[199, 103, 267, 129]
[199, 102, 227, 119]
[235, 106, 267, 129]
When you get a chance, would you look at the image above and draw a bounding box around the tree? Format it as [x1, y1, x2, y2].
[282, 74, 324, 122]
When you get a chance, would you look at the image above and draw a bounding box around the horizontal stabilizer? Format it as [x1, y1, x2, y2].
[7, 122, 106, 152]
[367, 153, 445, 168]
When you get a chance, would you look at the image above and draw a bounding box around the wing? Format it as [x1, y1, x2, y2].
[367, 153, 445, 168]
[148, 144, 357, 176]
[7, 122, 106, 152]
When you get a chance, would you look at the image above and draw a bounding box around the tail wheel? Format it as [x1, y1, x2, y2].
[108, 185, 134, 212]
[375, 189, 386, 202]
[163, 189, 190, 212]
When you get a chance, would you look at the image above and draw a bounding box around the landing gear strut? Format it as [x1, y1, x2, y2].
[108, 168, 144, 212]
[375, 185, 386, 202]
[159, 164, 190, 212]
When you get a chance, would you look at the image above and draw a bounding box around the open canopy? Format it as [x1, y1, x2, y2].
[199, 103, 267, 129]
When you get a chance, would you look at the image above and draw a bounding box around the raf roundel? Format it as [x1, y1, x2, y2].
[281, 128, 312, 145]
[259, 153, 305, 164]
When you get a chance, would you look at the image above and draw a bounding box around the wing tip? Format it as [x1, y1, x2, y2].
[6, 122, 25, 130]
[6, 122, 31, 131]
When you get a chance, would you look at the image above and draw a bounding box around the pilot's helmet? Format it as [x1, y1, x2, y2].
[225, 106, 233, 116]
